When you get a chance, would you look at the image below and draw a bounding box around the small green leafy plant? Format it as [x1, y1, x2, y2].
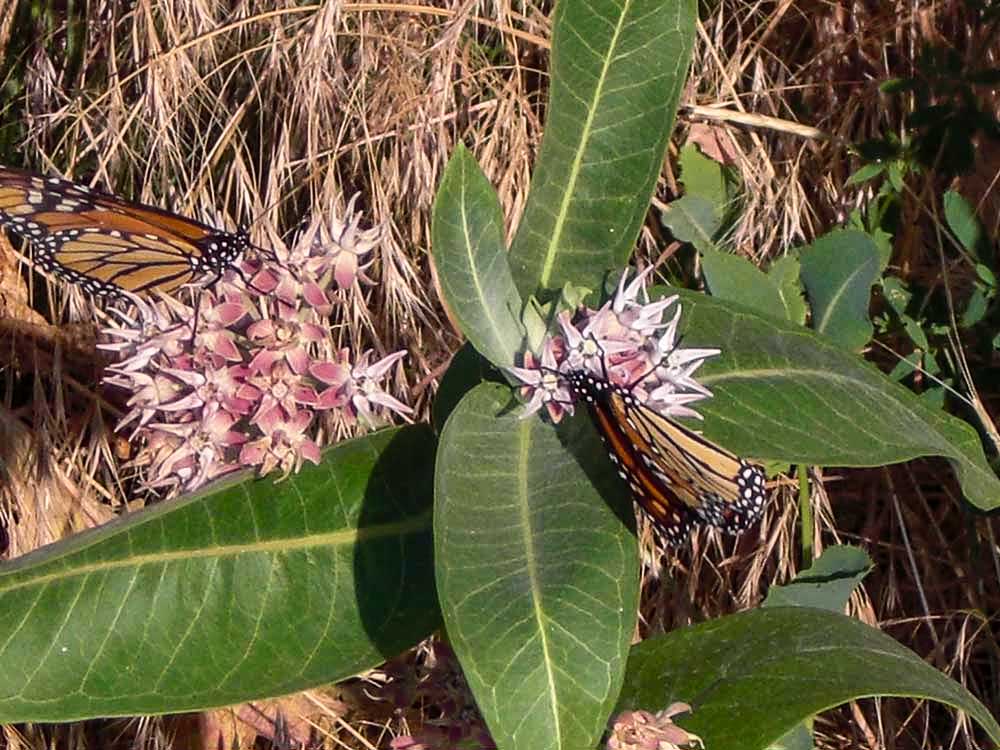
[849, 114, 1000, 412]
[878, 43, 1000, 177]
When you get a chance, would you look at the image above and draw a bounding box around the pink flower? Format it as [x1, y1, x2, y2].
[246, 312, 325, 375]
[239, 408, 321, 479]
[141, 430, 191, 488]
[342, 349, 414, 424]
[605, 705, 702, 750]
[242, 360, 321, 425]
[99, 195, 412, 494]
[145, 409, 248, 490]
[311, 356, 352, 410]
[99, 299, 194, 372]
[506, 342, 572, 423]
[103, 370, 188, 431]
[511, 268, 719, 425]
[198, 364, 256, 415]
[557, 310, 642, 379]
[609, 267, 678, 337]
[299, 193, 383, 290]
[237, 258, 280, 296]
[194, 294, 248, 363]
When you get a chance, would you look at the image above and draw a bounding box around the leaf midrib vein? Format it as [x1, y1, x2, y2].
[539, 2, 633, 289]
[0, 512, 431, 596]
[516, 420, 562, 745]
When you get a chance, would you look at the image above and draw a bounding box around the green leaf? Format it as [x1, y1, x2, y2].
[768, 255, 807, 325]
[0, 427, 439, 722]
[944, 190, 993, 264]
[886, 161, 905, 192]
[871, 226, 894, 271]
[928, 348, 946, 374]
[880, 77, 916, 93]
[799, 229, 881, 350]
[889, 353, 920, 381]
[880, 276, 911, 316]
[617, 607, 1000, 750]
[900, 312, 931, 351]
[522, 294, 563, 353]
[920, 387, 946, 410]
[509, 0, 697, 296]
[659, 288, 1000, 511]
[701, 247, 788, 320]
[975, 263, 997, 288]
[432, 144, 524, 368]
[436, 383, 639, 750]
[762, 546, 872, 750]
[769, 725, 815, 750]
[678, 144, 728, 206]
[763, 546, 872, 612]
[662, 194, 722, 253]
[961, 286, 989, 327]
[845, 162, 886, 186]
[433, 342, 497, 433]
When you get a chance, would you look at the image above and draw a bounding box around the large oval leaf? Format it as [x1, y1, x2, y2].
[0, 426, 438, 722]
[664, 289, 1000, 511]
[508, 0, 697, 297]
[435, 383, 638, 750]
[432, 144, 524, 368]
[616, 607, 1000, 750]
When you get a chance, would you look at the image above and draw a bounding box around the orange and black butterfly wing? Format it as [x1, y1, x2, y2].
[47, 229, 200, 297]
[582, 380, 701, 543]
[617, 390, 767, 533]
[567, 369, 767, 544]
[0, 165, 248, 297]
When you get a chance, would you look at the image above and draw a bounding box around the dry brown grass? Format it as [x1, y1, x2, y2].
[2, 0, 999, 747]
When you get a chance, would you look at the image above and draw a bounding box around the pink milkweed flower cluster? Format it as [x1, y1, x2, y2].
[100, 197, 412, 493]
[507, 268, 721, 423]
[605, 705, 703, 750]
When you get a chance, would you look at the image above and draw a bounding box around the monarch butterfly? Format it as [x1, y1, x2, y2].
[0, 165, 249, 298]
[565, 368, 767, 545]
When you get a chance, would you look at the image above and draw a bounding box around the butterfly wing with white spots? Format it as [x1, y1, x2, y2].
[0, 165, 248, 297]
[566, 368, 768, 545]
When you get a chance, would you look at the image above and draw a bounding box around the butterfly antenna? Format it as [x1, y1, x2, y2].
[190, 288, 204, 345]
[582, 334, 613, 381]
[239, 169, 327, 261]
[223, 258, 272, 298]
